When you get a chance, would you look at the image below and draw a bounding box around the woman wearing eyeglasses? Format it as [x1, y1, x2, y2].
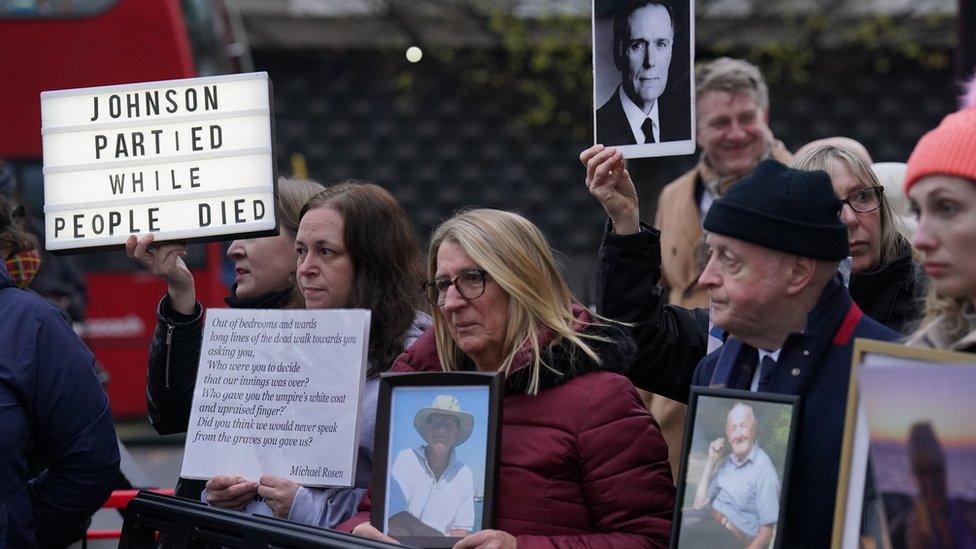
[792, 144, 926, 333]
[345, 209, 674, 548]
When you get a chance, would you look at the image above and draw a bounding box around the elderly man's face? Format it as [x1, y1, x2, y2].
[698, 233, 791, 343]
[621, 4, 673, 112]
[423, 413, 461, 451]
[697, 90, 770, 178]
[725, 405, 757, 460]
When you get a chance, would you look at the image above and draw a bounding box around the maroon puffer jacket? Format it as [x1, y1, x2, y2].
[340, 312, 675, 548]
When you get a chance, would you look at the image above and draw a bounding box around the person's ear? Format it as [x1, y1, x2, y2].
[784, 256, 816, 295]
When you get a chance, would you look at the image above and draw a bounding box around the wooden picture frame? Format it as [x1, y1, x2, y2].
[672, 387, 800, 549]
[832, 338, 976, 549]
[371, 372, 503, 549]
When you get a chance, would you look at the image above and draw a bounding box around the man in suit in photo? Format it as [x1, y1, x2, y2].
[596, 0, 690, 145]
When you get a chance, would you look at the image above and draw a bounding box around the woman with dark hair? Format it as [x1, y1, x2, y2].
[1, 194, 120, 547]
[203, 181, 431, 529]
[126, 177, 324, 500]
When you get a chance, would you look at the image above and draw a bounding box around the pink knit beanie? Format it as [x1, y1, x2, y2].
[904, 108, 976, 194]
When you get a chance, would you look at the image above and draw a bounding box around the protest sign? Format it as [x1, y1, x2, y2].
[181, 308, 370, 487]
[40, 72, 277, 252]
[592, 0, 696, 159]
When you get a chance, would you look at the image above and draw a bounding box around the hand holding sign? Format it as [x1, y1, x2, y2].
[257, 475, 301, 518]
[205, 475, 259, 510]
[580, 144, 639, 235]
[125, 233, 195, 314]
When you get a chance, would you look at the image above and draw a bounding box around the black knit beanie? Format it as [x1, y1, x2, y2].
[702, 160, 849, 260]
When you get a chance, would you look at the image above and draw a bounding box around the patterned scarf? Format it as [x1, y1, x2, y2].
[4, 249, 41, 288]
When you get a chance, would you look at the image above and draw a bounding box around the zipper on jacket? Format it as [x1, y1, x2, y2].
[165, 324, 174, 389]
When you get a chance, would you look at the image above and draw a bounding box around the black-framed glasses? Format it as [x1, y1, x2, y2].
[840, 186, 884, 214]
[422, 269, 488, 307]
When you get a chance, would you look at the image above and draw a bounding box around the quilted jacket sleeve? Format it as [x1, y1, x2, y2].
[27, 305, 120, 547]
[146, 294, 205, 435]
[596, 221, 709, 404]
[516, 373, 675, 549]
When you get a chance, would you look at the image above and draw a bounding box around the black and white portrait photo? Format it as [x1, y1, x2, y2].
[593, 0, 695, 158]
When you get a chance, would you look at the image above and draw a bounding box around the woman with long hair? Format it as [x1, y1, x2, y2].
[347, 209, 674, 548]
[792, 144, 926, 333]
[202, 182, 431, 529]
[904, 108, 976, 351]
[127, 177, 324, 500]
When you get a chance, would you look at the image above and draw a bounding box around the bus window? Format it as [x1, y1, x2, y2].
[0, 0, 118, 18]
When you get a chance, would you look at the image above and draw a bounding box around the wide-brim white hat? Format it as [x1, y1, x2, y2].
[413, 394, 475, 446]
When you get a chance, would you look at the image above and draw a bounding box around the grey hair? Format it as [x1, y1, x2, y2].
[791, 144, 903, 269]
[695, 57, 769, 110]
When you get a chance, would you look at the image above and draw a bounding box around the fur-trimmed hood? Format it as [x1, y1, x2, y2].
[504, 308, 637, 393]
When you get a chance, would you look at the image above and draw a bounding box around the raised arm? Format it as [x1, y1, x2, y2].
[127, 234, 207, 434]
[580, 145, 640, 235]
[581, 146, 710, 403]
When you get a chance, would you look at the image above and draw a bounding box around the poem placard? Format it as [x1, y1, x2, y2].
[180, 308, 370, 487]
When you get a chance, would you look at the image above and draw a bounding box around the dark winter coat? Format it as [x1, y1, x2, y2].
[849, 236, 926, 334]
[0, 262, 120, 547]
[693, 279, 898, 548]
[341, 308, 676, 548]
[596, 222, 901, 547]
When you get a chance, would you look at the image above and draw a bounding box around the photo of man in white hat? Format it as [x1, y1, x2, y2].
[388, 394, 476, 537]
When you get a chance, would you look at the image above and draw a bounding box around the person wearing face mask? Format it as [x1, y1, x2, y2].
[904, 107, 976, 351]
[126, 177, 324, 500]
[0, 194, 120, 547]
[201, 182, 431, 530]
[792, 144, 927, 334]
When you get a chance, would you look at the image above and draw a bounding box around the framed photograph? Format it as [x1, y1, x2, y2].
[372, 372, 503, 548]
[832, 339, 976, 549]
[592, 0, 695, 158]
[672, 387, 800, 549]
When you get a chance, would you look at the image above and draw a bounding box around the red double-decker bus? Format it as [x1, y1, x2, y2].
[0, 0, 250, 417]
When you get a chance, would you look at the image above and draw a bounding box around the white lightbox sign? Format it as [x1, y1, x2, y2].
[41, 72, 278, 252]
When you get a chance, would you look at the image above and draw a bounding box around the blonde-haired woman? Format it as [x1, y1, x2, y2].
[792, 144, 926, 332]
[345, 208, 674, 548]
[904, 108, 976, 351]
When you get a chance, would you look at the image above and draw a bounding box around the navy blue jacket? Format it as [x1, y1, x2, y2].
[693, 279, 898, 548]
[596, 224, 900, 547]
[0, 262, 120, 547]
